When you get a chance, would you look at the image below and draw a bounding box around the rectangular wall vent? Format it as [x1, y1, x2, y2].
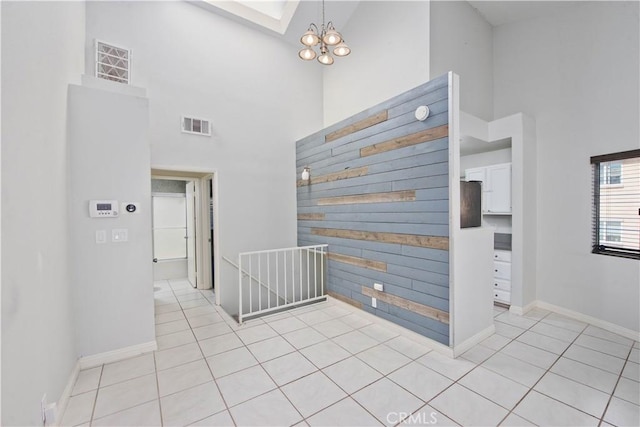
[95, 40, 130, 84]
[182, 116, 212, 136]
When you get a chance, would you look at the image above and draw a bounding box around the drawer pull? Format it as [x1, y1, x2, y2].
[495, 269, 498, 272]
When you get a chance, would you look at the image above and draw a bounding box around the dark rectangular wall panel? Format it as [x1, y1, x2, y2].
[296, 74, 450, 345]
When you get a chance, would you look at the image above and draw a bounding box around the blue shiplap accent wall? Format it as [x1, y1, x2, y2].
[296, 75, 450, 345]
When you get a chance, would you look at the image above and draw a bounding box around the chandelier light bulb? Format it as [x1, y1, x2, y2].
[323, 28, 342, 46]
[299, 47, 317, 61]
[300, 29, 319, 46]
[318, 53, 334, 65]
[333, 41, 351, 57]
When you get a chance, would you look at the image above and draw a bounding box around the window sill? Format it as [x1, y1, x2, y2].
[592, 249, 639, 261]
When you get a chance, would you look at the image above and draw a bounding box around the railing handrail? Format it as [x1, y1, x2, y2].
[238, 244, 328, 324]
[223, 255, 289, 305]
[239, 244, 328, 257]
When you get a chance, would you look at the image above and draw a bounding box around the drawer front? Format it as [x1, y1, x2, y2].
[493, 250, 512, 262]
[493, 278, 511, 292]
[494, 289, 511, 304]
[493, 261, 511, 280]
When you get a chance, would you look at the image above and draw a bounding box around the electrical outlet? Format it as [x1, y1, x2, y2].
[41, 394, 47, 424]
[372, 297, 377, 308]
[374, 283, 383, 292]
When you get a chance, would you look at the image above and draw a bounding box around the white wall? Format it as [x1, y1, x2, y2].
[85, 1, 324, 315]
[1, 2, 85, 425]
[322, 0, 430, 126]
[430, 0, 493, 121]
[68, 82, 154, 357]
[494, 1, 639, 331]
[449, 74, 495, 351]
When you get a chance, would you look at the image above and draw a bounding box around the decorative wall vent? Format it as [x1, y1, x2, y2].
[181, 116, 212, 136]
[95, 40, 130, 84]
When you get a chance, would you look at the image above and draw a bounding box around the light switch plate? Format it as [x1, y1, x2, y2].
[96, 230, 107, 244]
[112, 229, 128, 242]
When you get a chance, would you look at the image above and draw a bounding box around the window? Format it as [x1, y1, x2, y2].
[591, 149, 640, 259]
[599, 220, 622, 242]
[600, 162, 622, 185]
[95, 40, 130, 84]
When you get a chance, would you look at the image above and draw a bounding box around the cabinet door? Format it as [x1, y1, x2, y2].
[486, 164, 511, 213]
[465, 168, 485, 183]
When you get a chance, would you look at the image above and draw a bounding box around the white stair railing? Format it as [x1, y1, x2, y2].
[238, 244, 328, 324]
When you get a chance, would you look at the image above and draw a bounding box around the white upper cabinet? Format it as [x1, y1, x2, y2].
[465, 163, 512, 214]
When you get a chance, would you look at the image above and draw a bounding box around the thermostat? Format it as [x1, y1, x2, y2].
[89, 200, 119, 218]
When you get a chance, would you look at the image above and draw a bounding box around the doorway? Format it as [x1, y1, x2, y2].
[151, 169, 218, 301]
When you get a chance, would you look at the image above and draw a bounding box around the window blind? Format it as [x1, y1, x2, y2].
[591, 149, 640, 260]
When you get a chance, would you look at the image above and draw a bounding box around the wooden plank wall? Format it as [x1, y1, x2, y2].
[296, 74, 450, 345]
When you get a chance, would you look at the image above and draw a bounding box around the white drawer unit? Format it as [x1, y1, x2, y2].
[493, 250, 511, 262]
[493, 250, 512, 305]
[493, 278, 511, 292]
[494, 289, 511, 304]
[494, 261, 511, 280]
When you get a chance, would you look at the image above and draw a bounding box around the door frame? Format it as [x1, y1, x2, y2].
[151, 167, 220, 306]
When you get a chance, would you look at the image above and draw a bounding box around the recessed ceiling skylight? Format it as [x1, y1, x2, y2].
[236, 0, 288, 20]
[202, 0, 300, 34]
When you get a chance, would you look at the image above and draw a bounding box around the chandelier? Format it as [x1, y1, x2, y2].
[298, 0, 350, 65]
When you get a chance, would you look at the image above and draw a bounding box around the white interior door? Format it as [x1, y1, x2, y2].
[186, 180, 197, 287]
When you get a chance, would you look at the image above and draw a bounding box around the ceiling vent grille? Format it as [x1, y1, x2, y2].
[182, 116, 212, 136]
[95, 40, 130, 84]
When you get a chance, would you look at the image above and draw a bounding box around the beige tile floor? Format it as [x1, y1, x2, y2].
[61, 278, 640, 426]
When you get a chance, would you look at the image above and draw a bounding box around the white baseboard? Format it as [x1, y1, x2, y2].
[534, 300, 640, 342]
[51, 361, 80, 426]
[327, 296, 454, 357]
[509, 300, 537, 316]
[56, 341, 157, 425]
[452, 324, 495, 358]
[78, 340, 158, 370]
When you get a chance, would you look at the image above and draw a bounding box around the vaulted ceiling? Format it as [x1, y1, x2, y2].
[195, 1, 578, 44]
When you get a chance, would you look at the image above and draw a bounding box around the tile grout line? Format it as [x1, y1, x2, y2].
[90, 286, 636, 427]
[597, 344, 636, 427]
[492, 313, 587, 426]
[87, 364, 104, 425]
[154, 279, 231, 426]
[177, 281, 238, 426]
